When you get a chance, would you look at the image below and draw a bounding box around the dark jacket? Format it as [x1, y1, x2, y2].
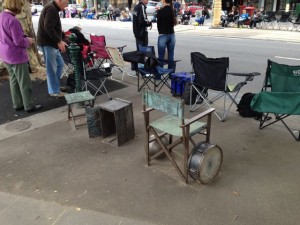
[132, 2, 151, 39]
[37, 1, 62, 48]
[202, 9, 210, 19]
[157, 6, 175, 34]
[68, 28, 90, 45]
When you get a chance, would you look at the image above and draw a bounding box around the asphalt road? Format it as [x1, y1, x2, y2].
[32, 16, 300, 93]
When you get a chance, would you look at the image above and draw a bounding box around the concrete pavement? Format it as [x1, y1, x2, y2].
[55, 17, 300, 43]
[1, 23, 300, 225]
[33, 16, 300, 43]
[1, 79, 300, 225]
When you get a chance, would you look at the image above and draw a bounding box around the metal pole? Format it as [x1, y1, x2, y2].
[68, 33, 82, 93]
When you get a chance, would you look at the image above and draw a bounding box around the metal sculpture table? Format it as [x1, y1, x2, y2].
[65, 91, 95, 129]
[98, 98, 135, 146]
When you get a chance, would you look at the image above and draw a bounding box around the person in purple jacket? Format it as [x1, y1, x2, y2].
[0, 0, 42, 113]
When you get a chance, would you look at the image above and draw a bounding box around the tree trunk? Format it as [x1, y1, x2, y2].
[94, 0, 98, 13]
[16, 1, 44, 73]
[0, 0, 46, 77]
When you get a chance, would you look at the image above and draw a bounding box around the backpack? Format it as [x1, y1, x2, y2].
[144, 56, 160, 71]
[237, 93, 262, 118]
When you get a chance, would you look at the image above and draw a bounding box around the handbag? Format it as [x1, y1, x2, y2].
[144, 56, 160, 71]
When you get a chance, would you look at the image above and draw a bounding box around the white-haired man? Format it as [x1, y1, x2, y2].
[37, 0, 68, 97]
[132, 0, 152, 49]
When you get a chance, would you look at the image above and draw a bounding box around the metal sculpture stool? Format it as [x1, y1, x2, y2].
[98, 98, 135, 146]
[65, 91, 95, 129]
[142, 89, 222, 184]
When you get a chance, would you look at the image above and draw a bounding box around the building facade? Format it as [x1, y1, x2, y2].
[74, 0, 300, 15]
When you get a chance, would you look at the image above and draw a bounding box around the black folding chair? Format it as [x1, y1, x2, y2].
[61, 51, 74, 79]
[137, 45, 176, 93]
[261, 11, 276, 29]
[190, 52, 259, 121]
[291, 13, 300, 31]
[276, 12, 292, 30]
[67, 48, 112, 99]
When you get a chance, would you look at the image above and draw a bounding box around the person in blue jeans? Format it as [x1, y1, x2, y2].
[195, 6, 210, 25]
[157, 0, 176, 69]
[37, 0, 68, 97]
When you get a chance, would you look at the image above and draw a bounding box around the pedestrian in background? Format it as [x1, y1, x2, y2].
[0, 0, 42, 112]
[250, 7, 264, 29]
[132, 0, 152, 49]
[237, 9, 250, 28]
[173, 0, 181, 17]
[37, 0, 68, 98]
[107, 5, 114, 20]
[221, 5, 239, 27]
[68, 25, 90, 48]
[157, 0, 176, 69]
[104, 0, 108, 11]
[195, 6, 210, 26]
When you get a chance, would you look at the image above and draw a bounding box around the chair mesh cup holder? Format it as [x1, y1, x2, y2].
[188, 142, 223, 184]
[103, 63, 112, 73]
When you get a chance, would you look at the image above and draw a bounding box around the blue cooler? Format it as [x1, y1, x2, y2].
[171, 72, 195, 96]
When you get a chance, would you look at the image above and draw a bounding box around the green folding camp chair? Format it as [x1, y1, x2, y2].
[251, 60, 300, 141]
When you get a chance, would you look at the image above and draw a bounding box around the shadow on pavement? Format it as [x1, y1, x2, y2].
[0, 77, 127, 125]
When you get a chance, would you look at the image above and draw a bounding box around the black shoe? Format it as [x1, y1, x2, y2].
[14, 106, 24, 111]
[60, 86, 68, 92]
[26, 105, 42, 113]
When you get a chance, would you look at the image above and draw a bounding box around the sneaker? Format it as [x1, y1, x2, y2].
[49, 92, 66, 98]
[14, 106, 24, 111]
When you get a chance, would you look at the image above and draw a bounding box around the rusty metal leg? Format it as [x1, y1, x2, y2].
[152, 128, 186, 182]
[68, 104, 71, 120]
[146, 129, 150, 166]
[184, 126, 190, 184]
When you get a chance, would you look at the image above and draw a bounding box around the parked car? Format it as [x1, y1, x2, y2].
[31, 4, 44, 13]
[187, 5, 203, 16]
[155, 1, 163, 12]
[67, 4, 83, 11]
[146, 1, 159, 15]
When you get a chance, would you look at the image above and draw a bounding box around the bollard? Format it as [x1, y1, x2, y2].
[68, 33, 81, 93]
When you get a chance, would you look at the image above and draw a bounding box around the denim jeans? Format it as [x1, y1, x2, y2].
[39, 46, 64, 94]
[135, 32, 148, 50]
[195, 16, 205, 25]
[157, 34, 176, 69]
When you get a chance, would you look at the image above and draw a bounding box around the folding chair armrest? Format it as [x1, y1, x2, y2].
[117, 45, 127, 53]
[183, 108, 215, 127]
[161, 59, 181, 65]
[142, 107, 155, 113]
[227, 72, 260, 81]
[227, 72, 260, 77]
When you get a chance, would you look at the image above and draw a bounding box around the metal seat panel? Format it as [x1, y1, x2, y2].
[150, 115, 206, 136]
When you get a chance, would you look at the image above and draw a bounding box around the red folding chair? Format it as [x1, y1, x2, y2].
[89, 34, 111, 67]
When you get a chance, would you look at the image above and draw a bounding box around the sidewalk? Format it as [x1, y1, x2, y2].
[0, 77, 300, 225]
